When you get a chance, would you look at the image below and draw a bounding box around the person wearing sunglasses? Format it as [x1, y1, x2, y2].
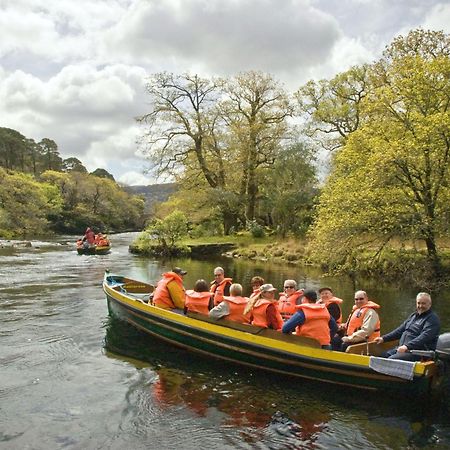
[277, 280, 304, 321]
[332, 290, 380, 351]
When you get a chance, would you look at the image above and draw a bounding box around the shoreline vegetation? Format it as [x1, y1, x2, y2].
[129, 233, 450, 288]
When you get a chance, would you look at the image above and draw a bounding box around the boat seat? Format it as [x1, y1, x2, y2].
[345, 340, 399, 356]
[186, 312, 321, 348]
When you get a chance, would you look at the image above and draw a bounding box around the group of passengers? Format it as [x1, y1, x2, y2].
[77, 227, 110, 248]
[151, 267, 441, 361]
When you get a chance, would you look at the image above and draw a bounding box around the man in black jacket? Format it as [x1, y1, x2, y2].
[374, 292, 440, 361]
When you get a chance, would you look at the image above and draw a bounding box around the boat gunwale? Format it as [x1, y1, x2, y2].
[103, 276, 434, 380]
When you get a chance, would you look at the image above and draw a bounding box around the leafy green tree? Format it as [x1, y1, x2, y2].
[221, 71, 293, 221]
[91, 168, 115, 181]
[310, 29, 450, 277]
[296, 65, 370, 151]
[262, 142, 318, 237]
[0, 167, 62, 237]
[146, 210, 188, 250]
[63, 157, 87, 173]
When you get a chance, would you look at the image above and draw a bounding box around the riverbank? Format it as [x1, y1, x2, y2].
[130, 233, 450, 287]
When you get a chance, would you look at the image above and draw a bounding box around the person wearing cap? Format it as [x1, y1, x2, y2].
[82, 227, 95, 247]
[210, 267, 233, 306]
[332, 290, 381, 351]
[282, 290, 338, 349]
[244, 284, 283, 330]
[317, 287, 344, 324]
[277, 280, 304, 321]
[209, 283, 251, 324]
[153, 267, 187, 310]
[185, 279, 213, 315]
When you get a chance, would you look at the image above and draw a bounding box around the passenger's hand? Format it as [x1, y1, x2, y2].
[374, 337, 384, 344]
[342, 336, 350, 343]
[397, 345, 408, 353]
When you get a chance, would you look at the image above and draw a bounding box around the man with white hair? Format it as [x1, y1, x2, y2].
[375, 292, 440, 361]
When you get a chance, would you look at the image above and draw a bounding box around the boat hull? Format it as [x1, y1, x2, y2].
[103, 273, 438, 395]
[77, 245, 111, 255]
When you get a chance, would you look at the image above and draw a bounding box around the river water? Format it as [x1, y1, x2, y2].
[1, 232, 450, 449]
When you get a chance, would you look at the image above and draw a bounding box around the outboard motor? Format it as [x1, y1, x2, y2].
[435, 333, 450, 361]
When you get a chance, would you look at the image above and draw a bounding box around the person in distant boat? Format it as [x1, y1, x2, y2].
[317, 287, 344, 324]
[153, 267, 187, 310]
[282, 290, 337, 349]
[210, 266, 232, 306]
[82, 227, 95, 247]
[250, 276, 265, 295]
[184, 279, 213, 315]
[277, 280, 304, 321]
[244, 284, 283, 330]
[209, 283, 250, 324]
[332, 290, 380, 351]
[374, 292, 440, 361]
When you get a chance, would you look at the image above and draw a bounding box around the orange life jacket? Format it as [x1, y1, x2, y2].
[222, 296, 251, 324]
[277, 290, 303, 321]
[251, 299, 283, 330]
[153, 272, 184, 309]
[323, 297, 343, 324]
[346, 301, 381, 340]
[185, 290, 211, 315]
[295, 303, 331, 346]
[210, 278, 233, 306]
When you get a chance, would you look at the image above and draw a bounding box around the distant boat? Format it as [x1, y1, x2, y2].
[76, 239, 111, 255]
[103, 271, 450, 396]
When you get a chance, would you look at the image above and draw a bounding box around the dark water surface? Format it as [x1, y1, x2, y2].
[1, 233, 450, 449]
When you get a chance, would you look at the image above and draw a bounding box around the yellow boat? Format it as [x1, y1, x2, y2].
[103, 271, 450, 395]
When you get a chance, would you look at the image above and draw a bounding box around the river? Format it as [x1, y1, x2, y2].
[1, 232, 450, 449]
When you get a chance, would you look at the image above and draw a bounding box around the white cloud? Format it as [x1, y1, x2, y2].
[1, 0, 448, 184]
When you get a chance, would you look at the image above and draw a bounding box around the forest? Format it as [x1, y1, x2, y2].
[0, 127, 146, 237]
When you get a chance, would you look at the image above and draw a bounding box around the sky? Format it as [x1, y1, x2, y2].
[1, 0, 449, 186]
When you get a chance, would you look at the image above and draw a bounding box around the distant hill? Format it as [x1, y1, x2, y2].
[125, 183, 177, 211]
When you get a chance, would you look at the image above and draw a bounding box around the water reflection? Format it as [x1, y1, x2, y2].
[104, 315, 450, 448]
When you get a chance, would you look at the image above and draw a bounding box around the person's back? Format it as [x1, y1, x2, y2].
[296, 303, 332, 346]
[153, 268, 187, 310]
[185, 279, 212, 315]
[209, 283, 250, 324]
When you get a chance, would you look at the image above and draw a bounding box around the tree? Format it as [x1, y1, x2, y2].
[91, 168, 115, 181]
[221, 71, 293, 221]
[63, 157, 87, 173]
[296, 65, 370, 151]
[138, 72, 225, 187]
[39, 138, 63, 171]
[262, 142, 318, 237]
[310, 29, 450, 277]
[146, 210, 188, 251]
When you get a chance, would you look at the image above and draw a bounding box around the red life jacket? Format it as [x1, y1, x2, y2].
[251, 299, 283, 330]
[346, 301, 381, 340]
[295, 303, 331, 346]
[222, 296, 251, 324]
[210, 278, 233, 306]
[85, 229, 95, 244]
[185, 290, 211, 315]
[153, 272, 184, 309]
[277, 290, 303, 321]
